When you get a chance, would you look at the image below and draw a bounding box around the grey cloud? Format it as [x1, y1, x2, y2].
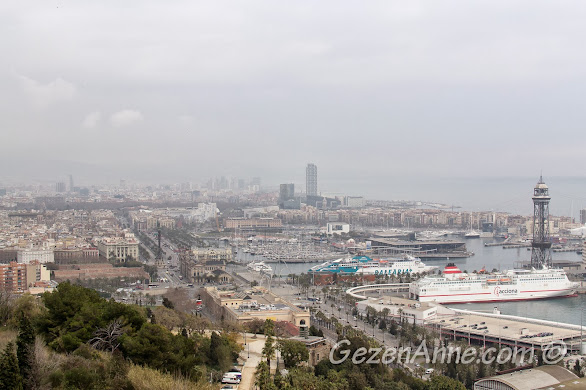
[110, 110, 144, 128]
[2, 1, 586, 186]
[82, 111, 101, 129]
[17, 75, 76, 108]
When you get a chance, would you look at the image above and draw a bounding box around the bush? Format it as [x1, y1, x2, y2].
[127, 364, 216, 390]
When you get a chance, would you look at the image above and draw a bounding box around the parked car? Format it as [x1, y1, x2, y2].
[221, 377, 240, 384]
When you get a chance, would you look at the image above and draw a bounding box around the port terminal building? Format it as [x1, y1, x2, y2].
[368, 238, 470, 258]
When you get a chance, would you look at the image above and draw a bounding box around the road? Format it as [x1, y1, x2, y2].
[238, 334, 269, 390]
[308, 296, 432, 377]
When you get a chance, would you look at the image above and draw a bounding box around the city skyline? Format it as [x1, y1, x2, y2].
[2, 2, 586, 388]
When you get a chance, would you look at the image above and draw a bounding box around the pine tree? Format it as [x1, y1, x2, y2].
[574, 359, 582, 377]
[477, 360, 487, 379]
[16, 314, 35, 386]
[0, 342, 23, 390]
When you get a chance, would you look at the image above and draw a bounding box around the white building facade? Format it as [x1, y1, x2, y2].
[17, 249, 55, 264]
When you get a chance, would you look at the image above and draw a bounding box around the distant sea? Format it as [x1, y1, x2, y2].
[321, 176, 586, 218]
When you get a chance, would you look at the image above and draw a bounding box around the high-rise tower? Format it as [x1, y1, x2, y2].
[530, 175, 552, 268]
[306, 163, 317, 196]
[279, 183, 295, 203]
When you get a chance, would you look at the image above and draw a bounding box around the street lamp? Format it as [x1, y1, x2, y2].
[578, 307, 584, 355]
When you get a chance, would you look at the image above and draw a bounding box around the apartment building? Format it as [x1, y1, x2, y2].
[0, 262, 27, 292]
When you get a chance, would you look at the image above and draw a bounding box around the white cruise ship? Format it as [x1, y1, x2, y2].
[410, 263, 579, 304]
[309, 255, 437, 276]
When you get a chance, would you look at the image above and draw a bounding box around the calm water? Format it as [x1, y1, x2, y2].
[238, 238, 586, 325]
[442, 237, 586, 326]
[323, 175, 586, 218]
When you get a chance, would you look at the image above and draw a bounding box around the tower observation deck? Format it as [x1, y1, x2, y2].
[530, 175, 552, 268]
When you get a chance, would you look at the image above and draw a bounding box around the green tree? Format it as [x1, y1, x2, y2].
[255, 361, 275, 390]
[262, 335, 276, 367]
[0, 342, 23, 390]
[108, 251, 118, 264]
[428, 375, 467, 390]
[389, 320, 398, 336]
[379, 318, 387, 330]
[264, 319, 275, 336]
[143, 264, 158, 280]
[16, 314, 35, 387]
[477, 360, 487, 379]
[9, 294, 44, 326]
[574, 359, 583, 377]
[277, 339, 309, 368]
[0, 290, 13, 326]
[208, 331, 235, 371]
[38, 282, 145, 352]
[145, 293, 156, 307]
[162, 297, 174, 310]
[309, 325, 323, 337]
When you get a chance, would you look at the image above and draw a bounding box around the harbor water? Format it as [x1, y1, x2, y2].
[237, 237, 586, 325]
[441, 237, 586, 326]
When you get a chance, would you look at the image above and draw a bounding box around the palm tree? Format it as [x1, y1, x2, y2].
[262, 335, 276, 367]
[382, 307, 390, 325]
[108, 251, 117, 264]
[146, 293, 156, 306]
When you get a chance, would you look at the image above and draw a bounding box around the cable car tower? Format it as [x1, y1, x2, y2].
[530, 175, 552, 268]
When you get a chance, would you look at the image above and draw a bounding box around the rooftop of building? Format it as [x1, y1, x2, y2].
[476, 365, 579, 390]
[289, 335, 328, 347]
[427, 310, 582, 346]
[205, 286, 306, 314]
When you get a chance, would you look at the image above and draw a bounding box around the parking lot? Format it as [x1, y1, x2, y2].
[426, 311, 582, 348]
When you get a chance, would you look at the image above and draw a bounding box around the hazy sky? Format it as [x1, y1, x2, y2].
[2, 1, 586, 188]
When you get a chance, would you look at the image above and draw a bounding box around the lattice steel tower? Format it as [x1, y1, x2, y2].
[530, 175, 552, 268]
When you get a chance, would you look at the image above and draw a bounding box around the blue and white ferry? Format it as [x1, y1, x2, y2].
[309, 255, 437, 276]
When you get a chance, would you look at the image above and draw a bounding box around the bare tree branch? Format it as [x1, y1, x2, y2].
[89, 319, 124, 353]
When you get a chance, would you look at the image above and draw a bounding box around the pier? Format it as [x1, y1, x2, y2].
[502, 244, 531, 249]
[418, 251, 473, 259]
[553, 247, 581, 253]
